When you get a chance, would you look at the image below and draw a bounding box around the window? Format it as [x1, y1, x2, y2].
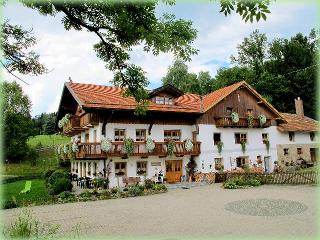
[247, 109, 253, 114]
[114, 129, 125, 141]
[310, 132, 315, 141]
[136, 161, 147, 175]
[284, 148, 289, 155]
[262, 133, 269, 143]
[214, 158, 224, 170]
[213, 133, 221, 145]
[115, 162, 126, 176]
[136, 129, 146, 141]
[164, 130, 181, 141]
[85, 133, 89, 143]
[235, 133, 247, 144]
[226, 107, 233, 115]
[236, 157, 248, 168]
[289, 132, 295, 142]
[155, 96, 174, 105]
[297, 148, 302, 155]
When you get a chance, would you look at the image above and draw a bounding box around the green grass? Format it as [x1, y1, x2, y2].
[27, 134, 69, 148]
[2, 179, 51, 203]
[298, 165, 319, 172]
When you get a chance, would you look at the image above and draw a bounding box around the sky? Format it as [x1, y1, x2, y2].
[3, 1, 317, 116]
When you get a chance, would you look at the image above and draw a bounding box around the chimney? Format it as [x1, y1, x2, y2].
[294, 97, 304, 118]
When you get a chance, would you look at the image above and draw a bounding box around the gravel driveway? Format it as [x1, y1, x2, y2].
[2, 184, 317, 239]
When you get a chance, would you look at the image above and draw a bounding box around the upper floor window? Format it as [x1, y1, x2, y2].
[164, 130, 181, 141]
[297, 148, 302, 155]
[114, 129, 125, 141]
[310, 132, 315, 141]
[289, 132, 295, 142]
[136, 129, 146, 142]
[284, 148, 289, 155]
[247, 109, 253, 114]
[155, 96, 174, 105]
[235, 133, 247, 144]
[213, 133, 221, 145]
[226, 107, 233, 115]
[262, 133, 268, 143]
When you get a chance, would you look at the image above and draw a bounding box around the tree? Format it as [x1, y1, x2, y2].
[2, 81, 33, 161]
[162, 59, 214, 95]
[1, 21, 47, 84]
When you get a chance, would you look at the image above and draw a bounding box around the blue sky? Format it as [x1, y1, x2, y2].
[3, 1, 317, 116]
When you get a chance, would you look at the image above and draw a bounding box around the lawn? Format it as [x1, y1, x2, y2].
[28, 134, 69, 148]
[2, 178, 51, 203]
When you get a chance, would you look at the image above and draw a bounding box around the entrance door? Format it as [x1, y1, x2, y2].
[165, 160, 182, 183]
[264, 156, 270, 173]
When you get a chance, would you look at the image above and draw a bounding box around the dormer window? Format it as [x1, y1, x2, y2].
[155, 96, 174, 105]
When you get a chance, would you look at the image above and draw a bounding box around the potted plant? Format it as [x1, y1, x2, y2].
[230, 112, 239, 124]
[247, 113, 254, 128]
[240, 140, 246, 154]
[186, 156, 197, 182]
[123, 138, 135, 156]
[167, 140, 176, 156]
[258, 114, 267, 127]
[216, 141, 223, 154]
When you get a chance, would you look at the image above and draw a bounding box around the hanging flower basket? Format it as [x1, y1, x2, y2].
[101, 138, 112, 152]
[72, 142, 79, 153]
[258, 114, 267, 127]
[167, 140, 176, 156]
[231, 112, 239, 124]
[145, 138, 155, 152]
[123, 138, 135, 156]
[58, 113, 71, 129]
[247, 113, 254, 128]
[184, 139, 193, 151]
[63, 144, 70, 154]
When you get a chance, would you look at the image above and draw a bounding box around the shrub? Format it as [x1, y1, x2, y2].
[100, 190, 112, 199]
[152, 184, 167, 191]
[79, 190, 92, 198]
[223, 176, 261, 189]
[110, 187, 119, 194]
[43, 169, 55, 184]
[2, 200, 19, 209]
[223, 180, 238, 189]
[51, 178, 73, 195]
[48, 171, 69, 186]
[58, 191, 76, 201]
[128, 186, 144, 196]
[144, 178, 154, 189]
[92, 177, 104, 189]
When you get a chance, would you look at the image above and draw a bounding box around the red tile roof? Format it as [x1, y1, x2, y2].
[278, 113, 319, 132]
[66, 82, 201, 113]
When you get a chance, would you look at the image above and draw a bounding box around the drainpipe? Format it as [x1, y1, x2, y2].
[200, 96, 203, 113]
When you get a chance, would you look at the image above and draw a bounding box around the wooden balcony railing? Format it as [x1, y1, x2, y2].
[72, 141, 201, 159]
[63, 115, 82, 135]
[215, 117, 271, 128]
[80, 113, 99, 128]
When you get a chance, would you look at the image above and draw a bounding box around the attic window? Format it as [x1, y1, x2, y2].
[155, 96, 173, 105]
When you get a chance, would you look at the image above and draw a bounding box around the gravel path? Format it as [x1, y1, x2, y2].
[2, 184, 317, 238]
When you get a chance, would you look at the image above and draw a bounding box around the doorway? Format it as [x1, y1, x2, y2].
[264, 156, 270, 173]
[165, 160, 182, 183]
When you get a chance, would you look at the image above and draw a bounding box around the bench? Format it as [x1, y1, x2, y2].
[20, 180, 32, 194]
[122, 177, 141, 187]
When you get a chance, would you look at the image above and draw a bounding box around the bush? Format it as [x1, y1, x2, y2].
[144, 178, 154, 189]
[110, 187, 119, 194]
[223, 176, 261, 189]
[100, 190, 112, 199]
[79, 190, 92, 198]
[58, 191, 76, 200]
[51, 178, 73, 195]
[2, 200, 19, 209]
[27, 147, 39, 166]
[152, 184, 167, 191]
[128, 186, 144, 197]
[48, 171, 69, 186]
[223, 180, 239, 189]
[43, 169, 55, 183]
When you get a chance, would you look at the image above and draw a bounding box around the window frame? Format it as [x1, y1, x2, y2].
[115, 162, 127, 176]
[284, 148, 289, 155]
[164, 130, 181, 141]
[136, 161, 147, 175]
[297, 148, 302, 155]
[262, 133, 269, 143]
[213, 133, 221, 145]
[114, 129, 126, 141]
[289, 131, 295, 142]
[235, 133, 248, 144]
[214, 157, 224, 170]
[310, 132, 315, 141]
[135, 129, 146, 142]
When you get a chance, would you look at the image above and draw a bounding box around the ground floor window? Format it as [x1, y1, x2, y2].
[93, 162, 97, 176]
[214, 158, 224, 170]
[236, 157, 248, 168]
[137, 161, 147, 175]
[297, 148, 302, 155]
[87, 162, 91, 175]
[115, 162, 126, 176]
[284, 148, 289, 155]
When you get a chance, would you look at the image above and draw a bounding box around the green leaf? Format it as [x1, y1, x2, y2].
[261, 12, 267, 21]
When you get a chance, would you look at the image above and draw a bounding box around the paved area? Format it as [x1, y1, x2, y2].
[2, 184, 318, 239]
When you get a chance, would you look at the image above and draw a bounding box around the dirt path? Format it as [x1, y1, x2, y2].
[2, 184, 317, 238]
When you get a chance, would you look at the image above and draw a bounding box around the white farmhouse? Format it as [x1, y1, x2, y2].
[56, 80, 318, 187]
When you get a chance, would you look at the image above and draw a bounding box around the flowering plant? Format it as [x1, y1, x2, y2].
[247, 113, 254, 128]
[258, 114, 267, 127]
[231, 112, 239, 124]
[167, 140, 176, 156]
[58, 113, 71, 129]
[145, 138, 155, 152]
[184, 139, 193, 151]
[72, 142, 79, 153]
[123, 138, 135, 156]
[101, 137, 112, 152]
[63, 144, 70, 154]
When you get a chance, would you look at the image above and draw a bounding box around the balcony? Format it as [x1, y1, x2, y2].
[215, 117, 271, 128]
[68, 141, 201, 159]
[63, 115, 82, 135]
[80, 113, 99, 128]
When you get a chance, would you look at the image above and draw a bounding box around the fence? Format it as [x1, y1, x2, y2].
[214, 171, 319, 185]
